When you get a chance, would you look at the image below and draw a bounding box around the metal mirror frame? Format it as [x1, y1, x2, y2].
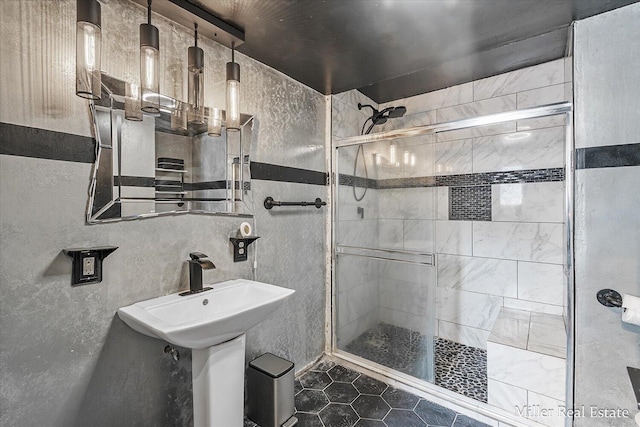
[86, 74, 254, 223]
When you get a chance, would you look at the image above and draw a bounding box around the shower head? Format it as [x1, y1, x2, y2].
[358, 103, 407, 134]
[387, 106, 406, 118]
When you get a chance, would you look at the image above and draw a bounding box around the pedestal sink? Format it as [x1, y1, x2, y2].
[118, 279, 295, 427]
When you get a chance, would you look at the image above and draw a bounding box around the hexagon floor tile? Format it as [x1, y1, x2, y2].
[245, 359, 492, 427]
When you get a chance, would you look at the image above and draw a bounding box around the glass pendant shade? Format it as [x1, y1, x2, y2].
[76, 0, 101, 99]
[207, 107, 222, 137]
[188, 46, 205, 124]
[171, 102, 188, 131]
[226, 48, 240, 131]
[188, 23, 205, 125]
[125, 82, 143, 121]
[140, 17, 160, 114]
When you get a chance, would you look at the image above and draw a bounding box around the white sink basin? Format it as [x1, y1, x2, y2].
[118, 279, 295, 349]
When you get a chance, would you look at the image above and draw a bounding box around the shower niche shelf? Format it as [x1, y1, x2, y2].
[155, 159, 187, 202]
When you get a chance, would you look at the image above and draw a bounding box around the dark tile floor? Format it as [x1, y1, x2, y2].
[245, 360, 491, 427]
[344, 323, 487, 403]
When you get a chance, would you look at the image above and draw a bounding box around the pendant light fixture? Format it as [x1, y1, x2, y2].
[207, 107, 222, 137]
[226, 43, 240, 131]
[76, 0, 102, 99]
[140, 0, 160, 113]
[171, 102, 188, 131]
[188, 23, 205, 125]
[125, 82, 143, 121]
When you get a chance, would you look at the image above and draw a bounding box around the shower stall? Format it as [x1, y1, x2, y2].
[331, 102, 574, 426]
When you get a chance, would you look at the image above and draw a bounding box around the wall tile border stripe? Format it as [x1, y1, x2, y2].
[337, 174, 378, 189]
[434, 168, 564, 187]
[250, 162, 328, 186]
[0, 122, 328, 186]
[114, 176, 156, 187]
[339, 168, 564, 190]
[576, 143, 640, 169]
[112, 177, 250, 191]
[0, 122, 95, 163]
[185, 181, 228, 191]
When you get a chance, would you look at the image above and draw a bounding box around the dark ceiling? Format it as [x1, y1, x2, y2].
[191, 0, 637, 103]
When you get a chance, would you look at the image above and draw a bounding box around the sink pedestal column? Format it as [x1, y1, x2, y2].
[192, 334, 246, 427]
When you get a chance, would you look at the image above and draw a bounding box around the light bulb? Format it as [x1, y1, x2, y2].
[83, 24, 96, 70]
[389, 143, 396, 164]
[226, 79, 240, 131]
[226, 45, 241, 131]
[141, 46, 158, 92]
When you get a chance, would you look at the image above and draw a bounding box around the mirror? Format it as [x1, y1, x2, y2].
[87, 74, 253, 223]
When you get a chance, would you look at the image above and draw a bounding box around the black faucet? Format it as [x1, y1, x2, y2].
[180, 252, 216, 296]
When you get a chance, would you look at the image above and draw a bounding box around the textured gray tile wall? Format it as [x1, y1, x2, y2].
[0, 0, 326, 426]
[574, 3, 640, 425]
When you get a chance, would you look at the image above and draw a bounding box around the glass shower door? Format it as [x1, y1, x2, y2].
[334, 136, 437, 382]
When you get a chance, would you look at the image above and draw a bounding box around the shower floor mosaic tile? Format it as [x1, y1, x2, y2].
[245, 359, 491, 427]
[343, 323, 487, 403]
[434, 338, 487, 403]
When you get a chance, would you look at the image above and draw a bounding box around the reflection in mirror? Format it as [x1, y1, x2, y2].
[87, 74, 253, 223]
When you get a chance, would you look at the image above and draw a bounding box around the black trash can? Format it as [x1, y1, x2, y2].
[247, 353, 297, 427]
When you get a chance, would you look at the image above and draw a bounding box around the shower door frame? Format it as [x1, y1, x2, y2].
[330, 101, 575, 427]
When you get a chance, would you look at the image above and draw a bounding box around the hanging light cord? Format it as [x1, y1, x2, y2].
[147, 0, 152, 24]
[194, 23, 198, 47]
[231, 41, 235, 62]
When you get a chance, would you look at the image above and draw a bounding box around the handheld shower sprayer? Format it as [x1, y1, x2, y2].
[350, 102, 408, 202]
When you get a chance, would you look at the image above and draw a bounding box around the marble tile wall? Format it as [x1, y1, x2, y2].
[487, 308, 568, 427]
[333, 97, 439, 340]
[378, 260, 436, 335]
[389, 60, 571, 350]
[334, 59, 571, 352]
[333, 94, 382, 346]
[0, 1, 326, 425]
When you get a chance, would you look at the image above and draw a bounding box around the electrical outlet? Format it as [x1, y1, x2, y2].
[83, 256, 95, 276]
[63, 246, 117, 286]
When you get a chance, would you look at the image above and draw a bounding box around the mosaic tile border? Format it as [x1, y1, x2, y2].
[338, 173, 378, 189]
[339, 167, 565, 190]
[435, 168, 565, 187]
